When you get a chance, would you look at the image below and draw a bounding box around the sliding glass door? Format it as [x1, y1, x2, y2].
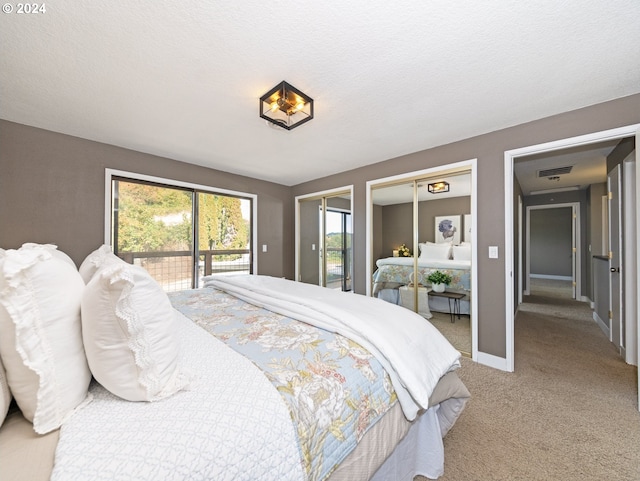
[325, 207, 352, 291]
[111, 176, 253, 291]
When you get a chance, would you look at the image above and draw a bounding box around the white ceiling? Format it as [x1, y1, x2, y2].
[1, 1, 639, 186]
[513, 140, 620, 196]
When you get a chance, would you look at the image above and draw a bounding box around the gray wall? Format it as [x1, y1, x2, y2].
[607, 137, 635, 173]
[593, 256, 611, 329]
[0, 120, 294, 277]
[299, 198, 321, 284]
[529, 207, 573, 277]
[291, 93, 640, 359]
[377, 197, 471, 259]
[2, 94, 639, 361]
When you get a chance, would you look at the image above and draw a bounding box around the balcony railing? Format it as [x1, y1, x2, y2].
[117, 249, 252, 292]
[325, 247, 351, 291]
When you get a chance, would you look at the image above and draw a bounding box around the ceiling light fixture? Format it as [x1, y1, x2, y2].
[259, 81, 314, 130]
[427, 181, 450, 194]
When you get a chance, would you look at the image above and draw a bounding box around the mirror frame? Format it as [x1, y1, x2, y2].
[295, 185, 354, 288]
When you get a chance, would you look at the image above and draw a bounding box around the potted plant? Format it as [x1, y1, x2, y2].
[427, 270, 452, 293]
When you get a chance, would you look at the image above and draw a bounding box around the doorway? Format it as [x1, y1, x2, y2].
[525, 203, 580, 300]
[504, 124, 640, 410]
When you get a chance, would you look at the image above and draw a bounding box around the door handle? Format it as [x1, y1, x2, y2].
[610, 267, 620, 273]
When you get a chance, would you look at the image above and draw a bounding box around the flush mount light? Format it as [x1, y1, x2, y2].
[427, 181, 450, 194]
[259, 81, 314, 130]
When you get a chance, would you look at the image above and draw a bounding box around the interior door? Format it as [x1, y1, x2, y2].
[608, 164, 623, 352]
[298, 197, 322, 285]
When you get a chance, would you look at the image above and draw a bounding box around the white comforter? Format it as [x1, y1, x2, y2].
[205, 275, 461, 420]
[51, 310, 305, 481]
[376, 256, 471, 270]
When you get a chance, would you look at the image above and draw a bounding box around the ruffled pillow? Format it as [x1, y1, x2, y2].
[0, 244, 91, 434]
[79, 244, 123, 284]
[0, 249, 7, 428]
[81, 261, 191, 401]
[0, 357, 10, 428]
[20, 242, 77, 268]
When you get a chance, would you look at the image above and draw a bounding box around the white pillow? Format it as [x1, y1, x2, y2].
[0, 244, 91, 434]
[419, 243, 452, 260]
[21, 243, 77, 268]
[79, 244, 123, 284]
[81, 262, 191, 402]
[0, 249, 7, 428]
[0, 356, 10, 428]
[452, 245, 472, 261]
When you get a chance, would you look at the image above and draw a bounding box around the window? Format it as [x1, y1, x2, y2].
[108, 171, 255, 292]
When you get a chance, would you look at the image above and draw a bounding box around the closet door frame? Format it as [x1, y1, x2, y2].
[295, 185, 354, 287]
[366, 159, 478, 361]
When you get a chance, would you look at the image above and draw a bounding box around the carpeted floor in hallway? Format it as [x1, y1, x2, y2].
[416, 279, 639, 481]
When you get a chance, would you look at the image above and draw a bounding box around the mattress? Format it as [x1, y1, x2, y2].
[0, 371, 468, 481]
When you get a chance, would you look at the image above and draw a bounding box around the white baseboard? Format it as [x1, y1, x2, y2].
[476, 352, 511, 372]
[530, 274, 573, 281]
[593, 311, 610, 338]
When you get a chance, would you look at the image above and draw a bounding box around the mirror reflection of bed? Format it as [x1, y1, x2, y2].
[371, 172, 472, 355]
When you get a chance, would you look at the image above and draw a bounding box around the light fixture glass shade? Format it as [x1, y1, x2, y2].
[260, 81, 314, 130]
[427, 181, 450, 194]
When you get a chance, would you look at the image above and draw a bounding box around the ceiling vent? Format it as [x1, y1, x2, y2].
[538, 166, 573, 177]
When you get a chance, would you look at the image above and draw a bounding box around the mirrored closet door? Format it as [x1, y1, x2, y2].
[370, 171, 473, 356]
[296, 188, 353, 291]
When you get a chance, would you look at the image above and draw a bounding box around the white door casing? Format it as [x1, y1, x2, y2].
[365, 159, 479, 362]
[608, 165, 623, 352]
[622, 153, 638, 367]
[524, 203, 580, 299]
[504, 124, 640, 379]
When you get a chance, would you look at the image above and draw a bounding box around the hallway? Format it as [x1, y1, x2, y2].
[427, 275, 640, 480]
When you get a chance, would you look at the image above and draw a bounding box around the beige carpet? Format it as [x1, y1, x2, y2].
[418, 281, 640, 481]
[428, 311, 471, 355]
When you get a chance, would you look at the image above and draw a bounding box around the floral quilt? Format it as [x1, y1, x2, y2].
[169, 288, 397, 481]
[372, 263, 471, 295]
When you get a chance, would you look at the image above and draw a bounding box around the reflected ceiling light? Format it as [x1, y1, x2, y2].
[427, 181, 450, 194]
[259, 81, 314, 130]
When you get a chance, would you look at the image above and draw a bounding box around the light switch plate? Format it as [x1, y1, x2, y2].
[489, 246, 499, 258]
[262, 244, 267, 252]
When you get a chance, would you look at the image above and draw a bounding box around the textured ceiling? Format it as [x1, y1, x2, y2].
[1, 1, 639, 186]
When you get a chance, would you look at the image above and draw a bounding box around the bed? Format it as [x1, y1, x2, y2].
[372, 243, 472, 315]
[0, 244, 469, 481]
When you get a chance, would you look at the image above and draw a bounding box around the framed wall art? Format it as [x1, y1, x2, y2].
[435, 215, 461, 244]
